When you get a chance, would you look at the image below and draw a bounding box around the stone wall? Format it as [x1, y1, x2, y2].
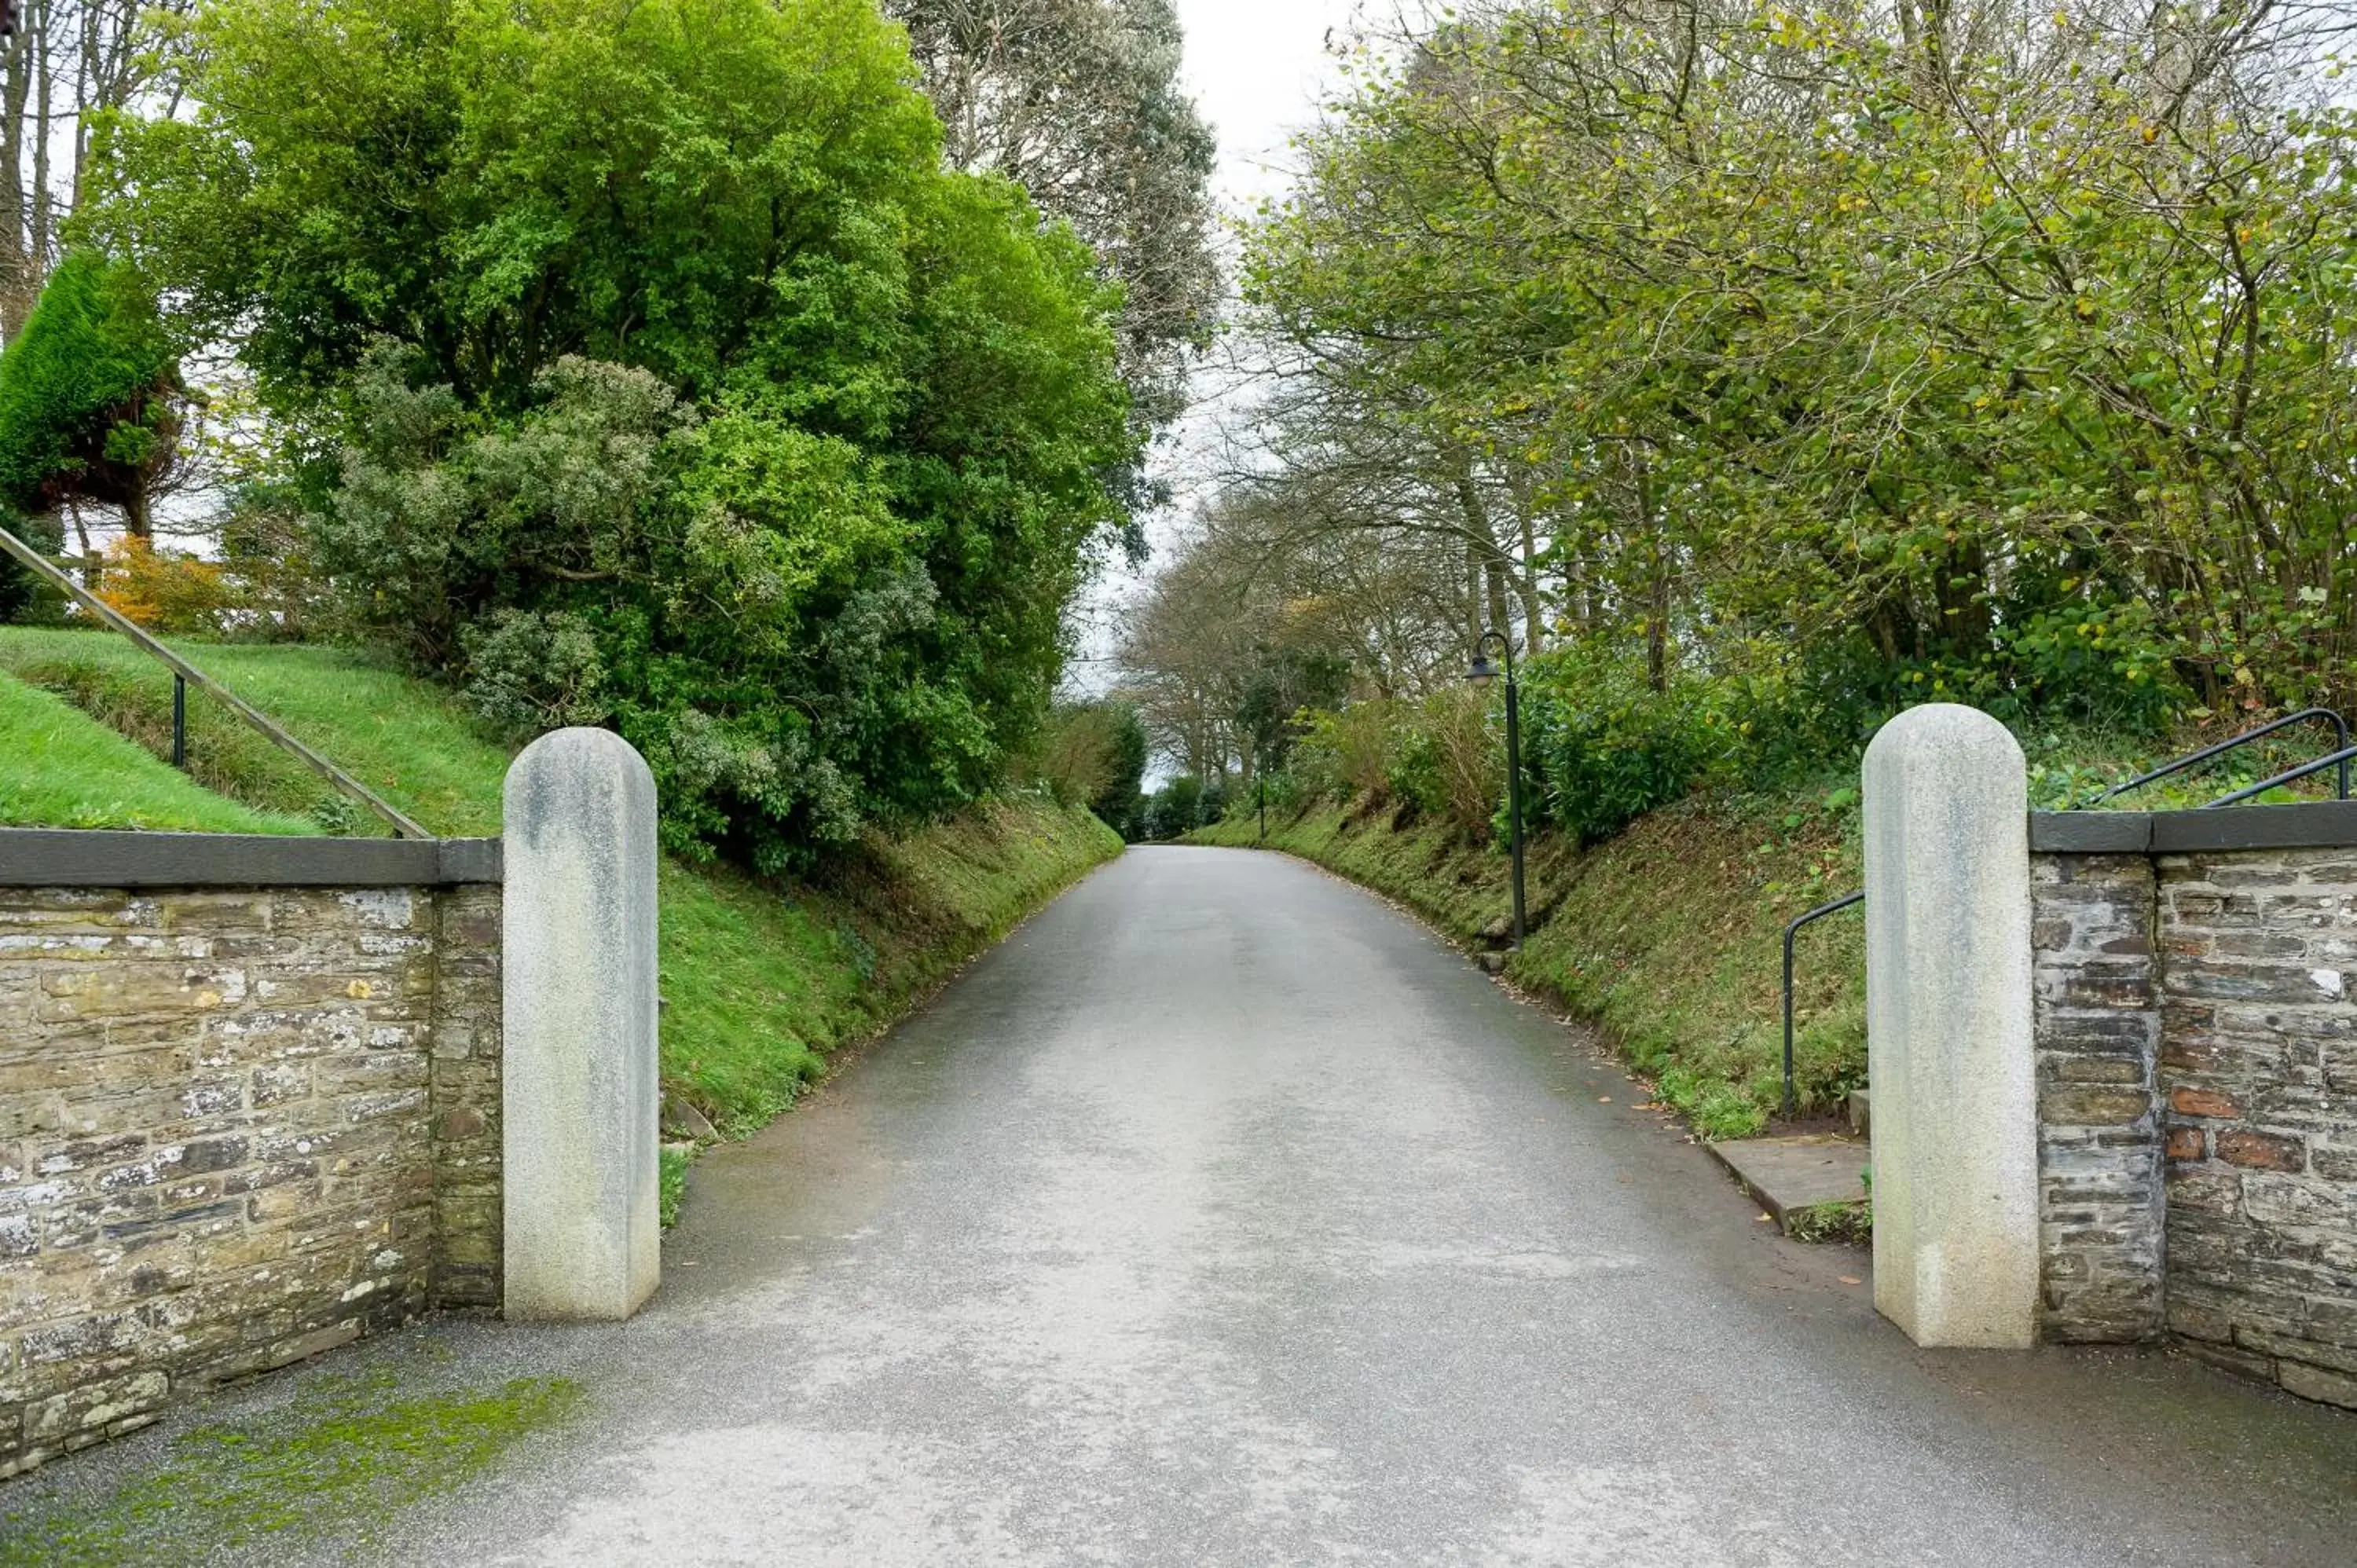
[2029, 811, 2357, 1409]
[2152, 846, 2357, 1407]
[2030, 853, 2165, 1343]
[0, 840, 501, 1478]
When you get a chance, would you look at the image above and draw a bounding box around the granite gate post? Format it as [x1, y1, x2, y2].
[501, 727, 661, 1321]
[1863, 704, 2038, 1347]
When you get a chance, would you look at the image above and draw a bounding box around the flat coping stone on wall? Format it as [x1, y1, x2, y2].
[1865, 703, 2040, 1350]
[2030, 799, 2357, 855]
[0, 828, 500, 886]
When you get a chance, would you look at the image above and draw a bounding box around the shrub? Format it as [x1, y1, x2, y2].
[0, 253, 187, 535]
[1141, 774, 1206, 839]
[1516, 648, 1722, 845]
[1295, 701, 1398, 804]
[91, 537, 234, 633]
[0, 510, 64, 623]
[1383, 719, 1444, 819]
[1029, 700, 1147, 823]
[459, 609, 612, 736]
[1414, 687, 1501, 836]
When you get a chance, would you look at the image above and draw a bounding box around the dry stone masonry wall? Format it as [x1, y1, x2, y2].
[2030, 853, 2165, 1344]
[2029, 820, 2357, 1409]
[0, 857, 500, 1478]
[2152, 847, 2357, 1406]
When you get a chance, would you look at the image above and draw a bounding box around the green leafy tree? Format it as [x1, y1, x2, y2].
[86, 0, 1138, 866]
[1236, 0, 2357, 731]
[0, 250, 186, 536]
[1091, 702, 1149, 834]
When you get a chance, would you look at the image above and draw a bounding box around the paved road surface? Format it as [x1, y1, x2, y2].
[13, 846, 2357, 1564]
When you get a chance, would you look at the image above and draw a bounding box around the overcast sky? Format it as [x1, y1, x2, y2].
[1171, 0, 1362, 208]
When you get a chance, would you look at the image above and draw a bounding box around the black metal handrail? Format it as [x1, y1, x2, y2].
[0, 522, 431, 838]
[1782, 888, 1863, 1116]
[2199, 742, 2357, 809]
[2088, 706, 2349, 808]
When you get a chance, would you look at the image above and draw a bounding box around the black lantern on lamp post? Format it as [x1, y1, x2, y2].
[1468, 628, 1526, 948]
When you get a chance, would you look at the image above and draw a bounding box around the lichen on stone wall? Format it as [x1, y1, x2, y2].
[0, 881, 503, 1478]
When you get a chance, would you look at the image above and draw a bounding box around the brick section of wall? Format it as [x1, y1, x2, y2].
[2154, 848, 2357, 1408]
[0, 883, 501, 1478]
[2030, 854, 2166, 1342]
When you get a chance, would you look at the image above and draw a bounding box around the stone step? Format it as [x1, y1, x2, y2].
[1706, 1134, 1871, 1236]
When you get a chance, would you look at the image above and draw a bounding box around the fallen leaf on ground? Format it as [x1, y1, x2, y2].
[1596, 1096, 1611, 1103]
[1838, 1276, 1863, 1285]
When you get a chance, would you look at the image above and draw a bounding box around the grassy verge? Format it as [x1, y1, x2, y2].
[1193, 786, 1865, 1141]
[0, 626, 1120, 1160]
[0, 671, 321, 834]
[0, 629, 506, 833]
[1189, 709, 2342, 1141]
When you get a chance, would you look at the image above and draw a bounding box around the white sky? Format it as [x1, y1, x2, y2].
[1171, 0, 1364, 208]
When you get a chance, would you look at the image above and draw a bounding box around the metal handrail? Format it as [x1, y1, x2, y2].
[0, 522, 431, 838]
[2088, 706, 2349, 808]
[1782, 888, 1863, 1116]
[2199, 743, 2357, 809]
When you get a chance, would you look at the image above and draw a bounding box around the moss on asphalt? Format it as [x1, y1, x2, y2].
[0, 1372, 583, 1564]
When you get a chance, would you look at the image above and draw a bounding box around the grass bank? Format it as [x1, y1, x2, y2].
[1193, 788, 1864, 1140]
[0, 671, 320, 835]
[0, 628, 1120, 1156]
[1190, 706, 2352, 1141]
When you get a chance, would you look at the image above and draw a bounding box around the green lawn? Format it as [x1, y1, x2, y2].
[0, 628, 503, 833]
[0, 625, 1120, 1142]
[0, 670, 320, 833]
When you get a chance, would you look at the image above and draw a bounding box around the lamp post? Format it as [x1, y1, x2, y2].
[1468, 628, 1526, 948]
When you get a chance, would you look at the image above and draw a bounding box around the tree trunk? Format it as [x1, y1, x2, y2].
[1463, 530, 1484, 649]
[1635, 451, 1670, 692]
[27, 1, 49, 287]
[0, 9, 35, 338]
[1486, 555, 1513, 654]
[1516, 506, 1545, 655]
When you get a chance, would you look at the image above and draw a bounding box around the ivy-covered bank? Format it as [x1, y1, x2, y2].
[1193, 789, 1864, 1140]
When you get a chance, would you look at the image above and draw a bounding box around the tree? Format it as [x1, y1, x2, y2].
[0, 250, 186, 535]
[0, 0, 194, 334]
[1091, 702, 1149, 833]
[1231, 0, 2357, 727]
[85, 0, 1138, 867]
[890, 0, 1219, 441]
[1117, 507, 1358, 780]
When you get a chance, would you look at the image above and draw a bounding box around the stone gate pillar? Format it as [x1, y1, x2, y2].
[502, 727, 661, 1321]
[1863, 704, 2037, 1347]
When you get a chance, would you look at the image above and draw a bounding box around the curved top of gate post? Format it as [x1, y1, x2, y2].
[503, 725, 658, 844]
[1863, 702, 2025, 781]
